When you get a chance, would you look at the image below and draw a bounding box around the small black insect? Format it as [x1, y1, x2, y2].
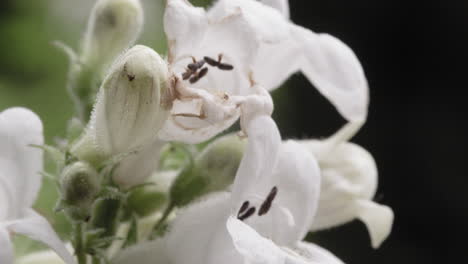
[258, 186, 278, 216]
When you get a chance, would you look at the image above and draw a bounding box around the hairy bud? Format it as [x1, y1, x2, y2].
[81, 0, 143, 69]
[73, 45, 169, 162]
[59, 161, 100, 220]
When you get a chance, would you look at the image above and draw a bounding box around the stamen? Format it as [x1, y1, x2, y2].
[258, 186, 278, 216]
[189, 75, 199, 84]
[217, 63, 234, 71]
[204, 56, 219, 66]
[182, 71, 192, 80]
[237, 201, 250, 217]
[198, 67, 208, 79]
[238, 206, 256, 221]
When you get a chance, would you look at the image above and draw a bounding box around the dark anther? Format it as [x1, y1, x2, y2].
[189, 75, 200, 84]
[237, 201, 250, 217]
[258, 186, 278, 216]
[238, 206, 256, 221]
[198, 67, 208, 79]
[204, 56, 219, 66]
[218, 63, 234, 71]
[182, 71, 192, 80]
[188, 60, 205, 71]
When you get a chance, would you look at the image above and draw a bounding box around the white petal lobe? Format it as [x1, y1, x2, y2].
[0, 107, 44, 211]
[354, 200, 394, 248]
[0, 227, 13, 264]
[6, 210, 76, 264]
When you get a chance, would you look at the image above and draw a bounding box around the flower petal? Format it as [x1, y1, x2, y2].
[229, 115, 281, 210]
[353, 199, 394, 248]
[304, 123, 393, 248]
[294, 242, 344, 264]
[0, 107, 43, 212]
[213, 0, 368, 122]
[294, 29, 368, 122]
[5, 209, 76, 264]
[112, 140, 165, 188]
[258, 0, 290, 19]
[241, 141, 320, 247]
[166, 192, 241, 264]
[227, 217, 317, 264]
[0, 227, 13, 264]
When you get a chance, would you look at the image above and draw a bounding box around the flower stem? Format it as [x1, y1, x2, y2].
[74, 222, 87, 264]
[151, 203, 175, 238]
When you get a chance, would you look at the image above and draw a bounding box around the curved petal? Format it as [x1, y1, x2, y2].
[226, 217, 317, 264]
[0, 227, 13, 264]
[166, 192, 241, 264]
[112, 240, 170, 264]
[212, 0, 368, 122]
[258, 0, 290, 19]
[112, 140, 165, 188]
[229, 115, 281, 210]
[0, 107, 43, 213]
[354, 200, 394, 248]
[5, 210, 76, 264]
[308, 142, 378, 229]
[242, 141, 321, 247]
[294, 242, 344, 264]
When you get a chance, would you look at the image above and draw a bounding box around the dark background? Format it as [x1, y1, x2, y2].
[1, 0, 467, 263]
[271, 0, 468, 263]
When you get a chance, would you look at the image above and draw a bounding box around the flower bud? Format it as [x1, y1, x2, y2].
[59, 161, 100, 220]
[170, 134, 246, 207]
[81, 0, 144, 70]
[127, 171, 176, 217]
[85, 45, 170, 158]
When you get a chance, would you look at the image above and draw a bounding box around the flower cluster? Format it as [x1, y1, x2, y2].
[1, 0, 393, 263]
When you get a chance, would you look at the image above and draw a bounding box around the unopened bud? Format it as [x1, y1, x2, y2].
[59, 161, 100, 220]
[81, 0, 144, 69]
[170, 134, 245, 207]
[85, 45, 169, 158]
[124, 171, 175, 219]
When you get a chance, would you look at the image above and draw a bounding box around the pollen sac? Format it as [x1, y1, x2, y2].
[169, 134, 246, 207]
[59, 161, 100, 220]
[87, 45, 170, 157]
[81, 0, 144, 70]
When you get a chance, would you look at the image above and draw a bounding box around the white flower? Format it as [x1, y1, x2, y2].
[113, 102, 343, 264]
[302, 122, 394, 248]
[159, 0, 368, 143]
[0, 107, 75, 264]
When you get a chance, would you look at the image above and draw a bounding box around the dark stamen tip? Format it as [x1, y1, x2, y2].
[258, 186, 278, 216]
[198, 67, 208, 78]
[204, 56, 219, 66]
[238, 206, 256, 221]
[189, 76, 199, 84]
[237, 201, 250, 216]
[218, 63, 234, 71]
[182, 71, 192, 80]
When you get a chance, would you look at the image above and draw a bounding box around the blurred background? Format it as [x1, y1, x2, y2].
[0, 0, 466, 263]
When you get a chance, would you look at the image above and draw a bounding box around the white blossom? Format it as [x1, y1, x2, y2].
[159, 0, 368, 144]
[0, 107, 75, 264]
[302, 122, 394, 248]
[113, 99, 343, 264]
